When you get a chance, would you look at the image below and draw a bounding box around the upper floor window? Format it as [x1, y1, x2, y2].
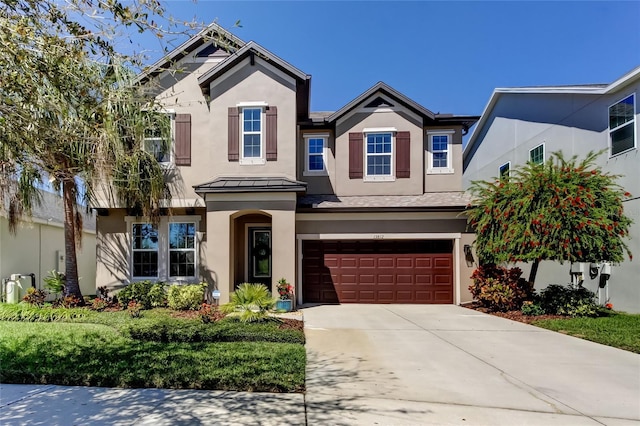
[529, 143, 544, 165]
[144, 112, 174, 165]
[499, 162, 510, 180]
[365, 132, 393, 179]
[242, 107, 263, 161]
[609, 94, 636, 156]
[427, 130, 454, 174]
[304, 134, 328, 175]
[132, 223, 159, 278]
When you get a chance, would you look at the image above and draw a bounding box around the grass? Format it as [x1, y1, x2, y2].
[0, 305, 305, 392]
[533, 312, 640, 353]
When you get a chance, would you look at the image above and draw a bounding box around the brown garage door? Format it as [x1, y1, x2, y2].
[302, 240, 454, 304]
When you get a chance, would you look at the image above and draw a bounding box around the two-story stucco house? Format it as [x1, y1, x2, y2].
[94, 24, 479, 306]
[464, 67, 640, 313]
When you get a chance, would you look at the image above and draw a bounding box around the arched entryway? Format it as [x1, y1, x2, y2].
[231, 211, 272, 287]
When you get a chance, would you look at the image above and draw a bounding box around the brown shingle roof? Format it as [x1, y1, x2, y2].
[298, 192, 472, 210]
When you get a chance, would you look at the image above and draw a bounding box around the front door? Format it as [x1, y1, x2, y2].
[248, 227, 272, 286]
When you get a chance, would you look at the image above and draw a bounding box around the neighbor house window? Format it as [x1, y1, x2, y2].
[499, 162, 510, 179]
[169, 222, 196, 278]
[144, 112, 173, 164]
[427, 130, 455, 173]
[609, 94, 636, 156]
[529, 143, 544, 165]
[242, 107, 263, 161]
[132, 223, 159, 278]
[365, 132, 393, 178]
[304, 134, 328, 175]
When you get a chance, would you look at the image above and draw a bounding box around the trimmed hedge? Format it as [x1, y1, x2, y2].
[124, 318, 305, 344]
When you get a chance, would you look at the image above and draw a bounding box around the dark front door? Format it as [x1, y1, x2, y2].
[248, 227, 272, 286]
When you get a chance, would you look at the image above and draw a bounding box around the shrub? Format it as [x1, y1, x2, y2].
[125, 318, 305, 344]
[469, 264, 534, 312]
[539, 284, 598, 317]
[221, 283, 276, 323]
[91, 298, 108, 311]
[167, 283, 206, 310]
[54, 295, 83, 308]
[521, 300, 545, 316]
[127, 300, 142, 318]
[199, 303, 226, 323]
[42, 270, 65, 294]
[22, 288, 47, 306]
[117, 281, 166, 309]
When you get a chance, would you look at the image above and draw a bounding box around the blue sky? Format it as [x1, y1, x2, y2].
[138, 1, 639, 120]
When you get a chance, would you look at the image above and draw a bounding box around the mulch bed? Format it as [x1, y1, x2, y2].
[461, 302, 567, 324]
[278, 318, 304, 331]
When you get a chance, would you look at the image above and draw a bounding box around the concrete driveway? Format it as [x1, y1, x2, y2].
[303, 304, 640, 425]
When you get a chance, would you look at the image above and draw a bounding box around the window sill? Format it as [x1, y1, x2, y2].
[239, 158, 266, 165]
[364, 176, 395, 182]
[303, 170, 328, 177]
[427, 168, 454, 175]
[609, 146, 637, 158]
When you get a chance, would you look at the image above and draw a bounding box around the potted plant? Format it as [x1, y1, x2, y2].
[275, 278, 294, 312]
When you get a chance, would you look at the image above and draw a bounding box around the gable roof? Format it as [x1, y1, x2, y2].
[323, 82, 479, 132]
[327, 82, 436, 122]
[197, 41, 310, 96]
[136, 22, 245, 84]
[464, 65, 640, 162]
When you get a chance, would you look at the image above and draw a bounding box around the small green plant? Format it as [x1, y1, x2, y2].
[117, 281, 166, 309]
[22, 288, 48, 306]
[127, 300, 142, 318]
[521, 300, 545, 316]
[469, 265, 534, 312]
[43, 270, 65, 295]
[539, 284, 598, 317]
[276, 278, 293, 300]
[199, 303, 226, 323]
[167, 283, 206, 310]
[221, 283, 276, 323]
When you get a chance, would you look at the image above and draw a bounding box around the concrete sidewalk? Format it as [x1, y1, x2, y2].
[303, 304, 640, 425]
[0, 384, 305, 425]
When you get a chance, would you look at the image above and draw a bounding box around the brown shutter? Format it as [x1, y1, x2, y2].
[266, 106, 277, 161]
[349, 132, 363, 179]
[174, 114, 191, 166]
[228, 107, 240, 161]
[396, 131, 410, 178]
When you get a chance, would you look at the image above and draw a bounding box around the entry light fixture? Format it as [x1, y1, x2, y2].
[464, 244, 475, 267]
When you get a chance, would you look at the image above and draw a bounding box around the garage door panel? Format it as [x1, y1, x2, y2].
[302, 240, 453, 304]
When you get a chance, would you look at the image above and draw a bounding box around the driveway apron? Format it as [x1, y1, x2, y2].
[303, 304, 640, 425]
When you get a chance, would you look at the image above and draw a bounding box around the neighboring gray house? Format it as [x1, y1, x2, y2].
[463, 67, 639, 313]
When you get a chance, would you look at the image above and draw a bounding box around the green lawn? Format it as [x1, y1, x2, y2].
[533, 312, 640, 354]
[0, 306, 305, 392]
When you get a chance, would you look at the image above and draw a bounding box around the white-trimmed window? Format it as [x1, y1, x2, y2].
[240, 103, 266, 164]
[144, 112, 174, 165]
[499, 162, 510, 179]
[169, 223, 196, 278]
[609, 94, 636, 156]
[132, 223, 159, 278]
[304, 134, 328, 175]
[365, 131, 394, 180]
[427, 130, 454, 173]
[529, 143, 544, 165]
[127, 216, 200, 282]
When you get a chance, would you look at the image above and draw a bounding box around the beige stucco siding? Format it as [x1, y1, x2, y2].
[424, 125, 465, 192]
[335, 110, 424, 196]
[1, 218, 96, 297]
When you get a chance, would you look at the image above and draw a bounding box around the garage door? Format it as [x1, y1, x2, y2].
[302, 240, 454, 304]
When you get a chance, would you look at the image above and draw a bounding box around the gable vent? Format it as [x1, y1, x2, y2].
[364, 97, 394, 108]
